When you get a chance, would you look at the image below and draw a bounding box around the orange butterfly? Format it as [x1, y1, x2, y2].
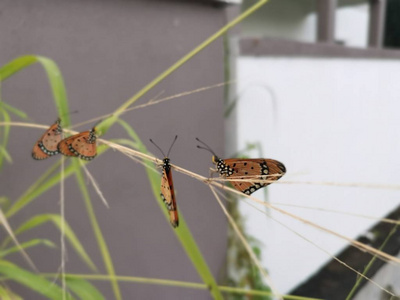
[196, 138, 286, 195]
[57, 127, 97, 161]
[32, 118, 63, 160]
[150, 136, 179, 228]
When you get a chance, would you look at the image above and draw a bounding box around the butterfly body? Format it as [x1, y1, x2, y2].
[32, 119, 63, 160]
[57, 128, 97, 161]
[160, 157, 179, 228]
[150, 136, 179, 228]
[213, 156, 286, 195]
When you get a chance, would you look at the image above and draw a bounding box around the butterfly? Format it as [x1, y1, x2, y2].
[150, 136, 179, 228]
[196, 138, 286, 195]
[57, 127, 97, 161]
[32, 118, 63, 160]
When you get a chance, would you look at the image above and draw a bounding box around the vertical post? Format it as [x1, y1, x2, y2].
[368, 0, 387, 48]
[317, 0, 337, 44]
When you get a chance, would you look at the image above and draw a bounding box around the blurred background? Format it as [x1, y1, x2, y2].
[1, 0, 400, 299]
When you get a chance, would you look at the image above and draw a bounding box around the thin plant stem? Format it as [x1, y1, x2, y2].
[98, 0, 269, 134]
[345, 224, 399, 300]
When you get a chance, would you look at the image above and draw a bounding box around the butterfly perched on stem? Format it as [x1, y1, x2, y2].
[32, 118, 63, 160]
[57, 127, 97, 161]
[196, 138, 286, 195]
[150, 136, 179, 228]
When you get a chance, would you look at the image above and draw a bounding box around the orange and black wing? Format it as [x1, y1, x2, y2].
[160, 168, 179, 228]
[58, 131, 97, 160]
[224, 158, 286, 195]
[32, 120, 62, 160]
[57, 132, 83, 157]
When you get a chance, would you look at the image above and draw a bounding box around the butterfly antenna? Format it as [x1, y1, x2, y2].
[166, 135, 178, 158]
[195, 137, 217, 156]
[149, 139, 166, 157]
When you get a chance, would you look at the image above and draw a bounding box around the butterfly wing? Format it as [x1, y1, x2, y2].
[58, 131, 97, 160]
[32, 120, 62, 160]
[160, 168, 179, 228]
[224, 158, 286, 195]
[57, 133, 82, 157]
[70, 132, 97, 160]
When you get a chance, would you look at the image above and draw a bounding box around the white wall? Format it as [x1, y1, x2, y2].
[241, 1, 369, 48]
[233, 56, 400, 293]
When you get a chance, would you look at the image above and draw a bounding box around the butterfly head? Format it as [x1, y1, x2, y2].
[163, 157, 171, 170]
[54, 118, 62, 134]
[211, 155, 222, 165]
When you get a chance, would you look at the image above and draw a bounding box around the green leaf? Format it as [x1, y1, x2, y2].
[66, 277, 105, 300]
[0, 146, 12, 163]
[0, 260, 70, 300]
[0, 285, 22, 300]
[73, 162, 121, 300]
[5, 145, 108, 219]
[0, 55, 70, 127]
[0, 197, 10, 211]
[0, 101, 28, 119]
[0, 108, 12, 169]
[9, 214, 96, 271]
[117, 119, 223, 298]
[0, 239, 55, 257]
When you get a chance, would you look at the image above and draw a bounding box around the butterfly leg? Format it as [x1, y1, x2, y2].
[203, 168, 218, 184]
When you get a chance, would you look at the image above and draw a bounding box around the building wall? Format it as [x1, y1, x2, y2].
[233, 55, 400, 293]
[0, 0, 227, 299]
[240, 0, 369, 47]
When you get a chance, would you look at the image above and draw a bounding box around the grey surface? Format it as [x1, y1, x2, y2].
[0, 0, 228, 298]
[240, 36, 400, 58]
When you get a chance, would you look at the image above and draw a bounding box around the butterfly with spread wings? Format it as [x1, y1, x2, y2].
[196, 138, 286, 195]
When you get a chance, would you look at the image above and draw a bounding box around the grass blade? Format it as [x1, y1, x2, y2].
[5, 145, 108, 219]
[0, 260, 71, 300]
[73, 164, 122, 300]
[7, 214, 97, 272]
[0, 285, 23, 300]
[0, 55, 70, 127]
[0, 208, 37, 271]
[0, 101, 28, 119]
[0, 108, 12, 169]
[117, 119, 223, 299]
[98, 0, 269, 136]
[0, 239, 55, 257]
[66, 277, 105, 300]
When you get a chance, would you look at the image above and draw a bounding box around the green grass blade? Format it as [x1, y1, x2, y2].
[0, 285, 22, 300]
[0, 207, 37, 271]
[0, 260, 70, 300]
[73, 163, 122, 300]
[0, 108, 12, 169]
[7, 214, 97, 271]
[0, 101, 28, 119]
[0, 56, 37, 81]
[66, 277, 105, 300]
[5, 145, 108, 219]
[0, 55, 70, 127]
[345, 224, 399, 300]
[0, 197, 10, 211]
[0, 239, 55, 257]
[117, 119, 223, 299]
[0, 146, 12, 164]
[45, 273, 322, 300]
